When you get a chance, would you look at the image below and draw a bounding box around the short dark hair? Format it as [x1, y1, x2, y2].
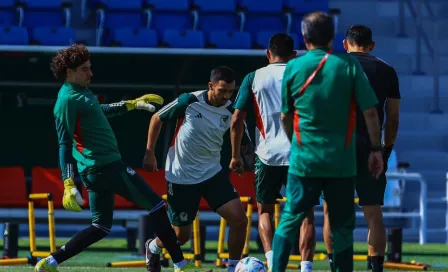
[345, 25, 373, 47]
[301, 11, 335, 47]
[210, 66, 235, 83]
[269, 33, 294, 59]
[50, 43, 90, 80]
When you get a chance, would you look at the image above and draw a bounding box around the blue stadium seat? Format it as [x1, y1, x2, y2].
[111, 28, 158, 47]
[193, 0, 239, 36]
[0, 26, 28, 45]
[162, 29, 205, 48]
[146, 0, 192, 34]
[239, 0, 288, 39]
[18, 0, 70, 28]
[0, 0, 16, 26]
[284, 0, 329, 14]
[95, 0, 145, 29]
[333, 33, 345, 52]
[32, 26, 75, 45]
[209, 31, 251, 49]
[255, 31, 301, 50]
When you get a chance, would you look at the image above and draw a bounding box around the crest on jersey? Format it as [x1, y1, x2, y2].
[127, 167, 136, 176]
[220, 115, 230, 127]
[180, 212, 188, 222]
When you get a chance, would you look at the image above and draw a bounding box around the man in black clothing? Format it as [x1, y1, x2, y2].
[322, 25, 401, 272]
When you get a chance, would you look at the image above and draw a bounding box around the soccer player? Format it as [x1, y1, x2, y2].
[229, 33, 317, 272]
[35, 44, 195, 272]
[143, 66, 249, 272]
[272, 12, 384, 272]
[322, 25, 401, 272]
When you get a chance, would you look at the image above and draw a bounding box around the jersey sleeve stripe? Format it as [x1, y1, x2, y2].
[158, 99, 178, 116]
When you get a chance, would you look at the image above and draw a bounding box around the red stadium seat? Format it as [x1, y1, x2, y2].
[135, 169, 167, 197]
[230, 171, 256, 199]
[31, 167, 65, 208]
[0, 167, 27, 208]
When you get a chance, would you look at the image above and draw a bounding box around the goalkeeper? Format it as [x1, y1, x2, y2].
[35, 44, 194, 272]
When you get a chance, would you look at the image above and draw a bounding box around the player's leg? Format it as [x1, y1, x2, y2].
[299, 209, 316, 272]
[253, 158, 287, 270]
[203, 170, 247, 272]
[109, 162, 192, 271]
[272, 174, 322, 272]
[322, 177, 356, 272]
[146, 181, 201, 272]
[356, 149, 387, 272]
[322, 199, 335, 272]
[35, 177, 113, 272]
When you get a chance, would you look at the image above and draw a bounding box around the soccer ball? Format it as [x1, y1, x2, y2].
[235, 257, 267, 272]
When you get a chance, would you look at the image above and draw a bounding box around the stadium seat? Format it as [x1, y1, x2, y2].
[135, 169, 167, 197]
[209, 31, 251, 49]
[239, 0, 289, 39]
[146, 0, 193, 34]
[230, 171, 256, 200]
[32, 26, 76, 45]
[193, 0, 239, 37]
[0, 167, 27, 208]
[255, 31, 301, 49]
[111, 28, 158, 47]
[333, 33, 345, 52]
[31, 167, 66, 208]
[284, 0, 329, 14]
[0, 0, 16, 26]
[163, 29, 205, 48]
[18, 0, 71, 28]
[0, 26, 28, 44]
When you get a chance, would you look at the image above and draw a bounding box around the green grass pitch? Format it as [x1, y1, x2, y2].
[0, 238, 447, 271]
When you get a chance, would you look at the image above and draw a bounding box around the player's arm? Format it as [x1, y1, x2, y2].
[54, 96, 84, 212]
[281, 63, 294, 142]
[144, 93, 194, 171]
[101, 94, 164, 118]
[353, 58, 381, 147]
[383, 68, 401, 148]
[231, 72, 254, 161]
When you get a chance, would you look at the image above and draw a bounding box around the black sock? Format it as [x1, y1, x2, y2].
[371, 256, 385, 272]
[328, 253, 335, 272]
[367, 255, 372, 269]
[149, 206, 184, 263]
[52, 225, 108, 264]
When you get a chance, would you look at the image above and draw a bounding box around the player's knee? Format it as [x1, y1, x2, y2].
[228, 213, 248, 231]
[257, 203, 275, 216]
[91, 223, 110, 239]
[177, 231, 191, 246]
[363, 205, 384, 228]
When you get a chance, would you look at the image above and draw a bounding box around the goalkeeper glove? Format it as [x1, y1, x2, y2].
[126, 94, 164, 112]
[382, 144, 394, 172]
[63, 178, 84, 212]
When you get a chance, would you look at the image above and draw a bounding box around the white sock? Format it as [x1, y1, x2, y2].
[228, 259, 239, 272]
[173, 259, 187, 270]
[301, 261, 313, 272]
[265, 250, 273, 270]
[149, 239, 161, 254]
[45, 256, 58, 268]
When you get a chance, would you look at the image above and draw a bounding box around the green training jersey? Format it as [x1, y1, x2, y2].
[54, 82, 129, 180]
[282, 49, 379, 178]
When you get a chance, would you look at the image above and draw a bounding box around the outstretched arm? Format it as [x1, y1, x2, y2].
[102, 94, 164, 118]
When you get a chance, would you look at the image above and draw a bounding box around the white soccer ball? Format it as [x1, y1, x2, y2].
[235, 257, 267, 272]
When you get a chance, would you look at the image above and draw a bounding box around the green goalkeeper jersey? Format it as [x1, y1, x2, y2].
[54, 82, 129, 180]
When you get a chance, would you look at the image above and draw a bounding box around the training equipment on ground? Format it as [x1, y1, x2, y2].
[0, 193, 56, 266]
[106, 194, 202, 268]
[235, 256, 267, 272]
[215, 196, 254, 268]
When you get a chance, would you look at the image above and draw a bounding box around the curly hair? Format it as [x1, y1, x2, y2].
[50, 43, 90, 80]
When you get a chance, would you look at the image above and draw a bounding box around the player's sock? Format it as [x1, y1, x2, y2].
[45, 255, 58, 268]
[52, 224, 108, 264]
[300, 261, 313, 272]
[327, 253, 335, 272]
[265, 250, 273, 270]
[367, 255, 372, 269]
[227, 259, 239, 272]
[371, 256, 384, 272]
[149, 239, 162, 254]
[173, 259, 187, 270]
[148, 203, 184, 263]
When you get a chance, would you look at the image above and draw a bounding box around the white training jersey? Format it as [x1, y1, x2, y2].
[158, 90, 233, 184]
[234, 63, 291, 166]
